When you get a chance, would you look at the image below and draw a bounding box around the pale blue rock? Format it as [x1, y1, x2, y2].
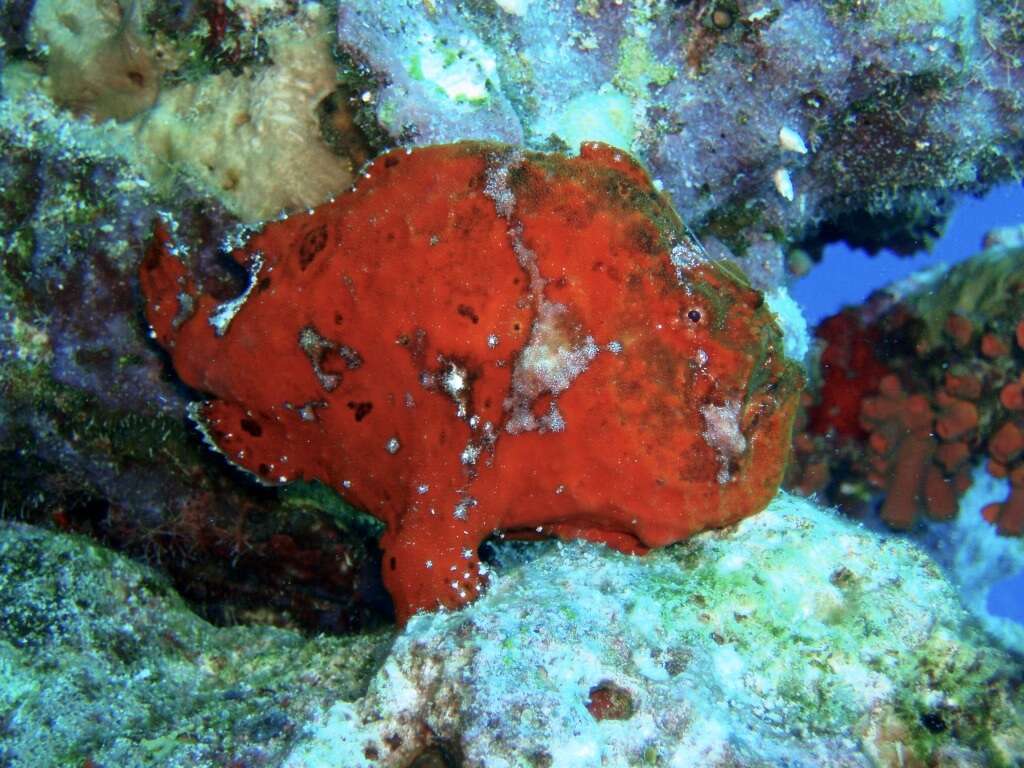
[285, 493, 1024, 768]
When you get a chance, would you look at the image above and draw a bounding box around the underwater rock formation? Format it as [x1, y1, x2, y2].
[4, 496, 1020, 767]
[285, 493, 1024, 768]
[0, 520, 391, 767]
[140, 140, 802, 622]
[335, 0, 1024, 280]
[789, 239, 1024, 535]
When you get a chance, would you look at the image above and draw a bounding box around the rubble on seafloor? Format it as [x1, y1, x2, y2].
[2, 494, 1022, 768]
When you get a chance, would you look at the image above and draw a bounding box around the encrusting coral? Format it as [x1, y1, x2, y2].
[140, 141, 802, 623]
[789, 242, 1024, 535]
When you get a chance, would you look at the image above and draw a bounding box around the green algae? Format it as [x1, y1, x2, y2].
[699, 199, 769, 258]
[281, 480, 385, 539]
[613, 36, 676, 98]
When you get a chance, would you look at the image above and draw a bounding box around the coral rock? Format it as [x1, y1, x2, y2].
[788, 243, 1024, 535]
[140, 141, 802, 623]
[284, 495, 1024, 768]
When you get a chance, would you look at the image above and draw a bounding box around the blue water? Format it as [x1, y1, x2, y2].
[790, 183, 1024, 626]
[792, 184, 1024, 324]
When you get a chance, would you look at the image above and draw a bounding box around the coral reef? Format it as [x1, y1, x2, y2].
[334, 0, 1024, 281]
[789, 239, 1024, 535]
[140, 140, 802, 623]
[0, 0, 1022, 690]
[0, 520, 391, 767]
[5, 495, 1020, 768]
[286, 493, 1024, 768]
[3, 0, 1019, 567]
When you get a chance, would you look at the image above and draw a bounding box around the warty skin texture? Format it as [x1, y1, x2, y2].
[140, 141, 802, 623]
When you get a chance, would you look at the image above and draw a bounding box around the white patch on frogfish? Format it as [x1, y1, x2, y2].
[700, 400, 747, 484]
[504, 301, 597, 434]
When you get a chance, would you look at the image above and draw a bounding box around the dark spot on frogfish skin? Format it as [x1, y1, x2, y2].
[457, 304, 480, 324]
[240, 417, 263, 436]
[628, 223, 658, 254]
[298, 224, 328, 270]
[920, 711, 946, 734]
[347, 401, 373, 422]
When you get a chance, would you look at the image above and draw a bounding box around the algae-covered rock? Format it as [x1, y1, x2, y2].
[335, 0, 1024, 277]
[1, 496, 1021, 767]
[0, 520, 392, 767]
[286, 493, 1024, 767]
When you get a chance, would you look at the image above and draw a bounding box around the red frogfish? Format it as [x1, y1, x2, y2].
[140, 141, 802, 624]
